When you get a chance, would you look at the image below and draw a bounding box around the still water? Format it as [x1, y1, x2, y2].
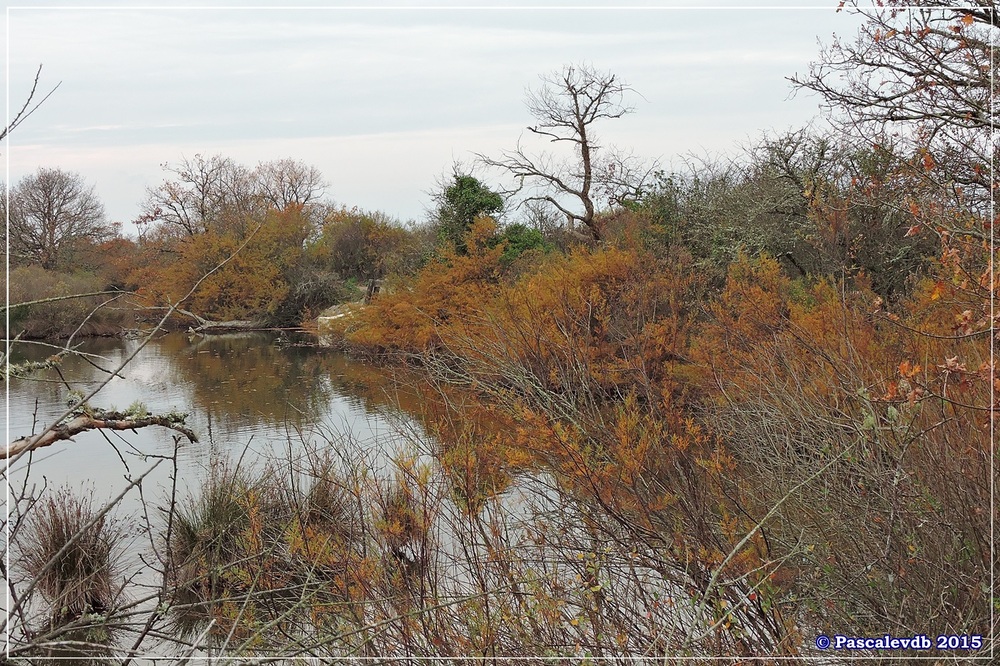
[4, 332, 446, 659]
[6, 331, 425, 504]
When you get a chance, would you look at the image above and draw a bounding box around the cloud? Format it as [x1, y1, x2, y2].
[9, 124, 523, 227]
[5, 4, 856, 231]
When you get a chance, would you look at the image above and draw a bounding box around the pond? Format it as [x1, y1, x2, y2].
[7, 331, 425, 489]
[5, 331, 442, 658]
[3, 332, 702, 661]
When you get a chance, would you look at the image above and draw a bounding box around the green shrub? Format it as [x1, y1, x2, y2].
[496, 223, 552, 264]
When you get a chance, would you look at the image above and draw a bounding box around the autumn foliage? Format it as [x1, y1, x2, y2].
[8, 8, 996, 655]
[132, 206, 311, 322]
[9, 149, 993, 659]
[326, 180, 995, 655]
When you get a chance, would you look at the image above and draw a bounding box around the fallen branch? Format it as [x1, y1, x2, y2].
[171, 308, 264, 333]
[5, 357, 63, 380]
[5, 411, 198, 459]
[188, 319, 266, 333]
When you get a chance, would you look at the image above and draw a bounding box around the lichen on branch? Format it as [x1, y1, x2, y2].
[5, 409, 198, 459]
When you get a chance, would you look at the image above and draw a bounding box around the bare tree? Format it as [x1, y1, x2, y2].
[479, 64, 652, 242]
[4, 168, 113, 270]
[791, 0, 997, 214]
[138, 154, 259, 237]
[254, 157, 327, 210]
[138, 155, 330, 238]
[593, 146, 661, 210]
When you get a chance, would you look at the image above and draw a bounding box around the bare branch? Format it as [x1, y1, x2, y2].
[1, 64, 62, 143]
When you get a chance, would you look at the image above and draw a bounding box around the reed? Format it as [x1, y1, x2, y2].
[21, 486, 125, 625]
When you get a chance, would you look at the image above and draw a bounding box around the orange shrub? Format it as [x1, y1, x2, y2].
[343, 217, 506, 354]
[137, 206, 310, 322]
[692, 251, 992, 641]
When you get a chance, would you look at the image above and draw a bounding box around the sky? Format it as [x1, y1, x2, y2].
[4, 1, 863, 231]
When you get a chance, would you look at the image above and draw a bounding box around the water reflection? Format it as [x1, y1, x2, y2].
[157, 333, 335, 429]
[6, 332, 440, 660]
[6, 331, 428, 512]
[13, 332, 414, 432]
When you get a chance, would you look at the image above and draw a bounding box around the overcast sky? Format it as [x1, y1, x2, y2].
[4, 1, 862, 230]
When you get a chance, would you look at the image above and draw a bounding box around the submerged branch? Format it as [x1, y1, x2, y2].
[152, 307, 266, 333]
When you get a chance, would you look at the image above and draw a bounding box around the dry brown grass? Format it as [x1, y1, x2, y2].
[20, 486, 126, 624]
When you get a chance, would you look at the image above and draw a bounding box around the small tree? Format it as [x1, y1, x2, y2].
[480, 64, 655, 242]
[4, 168, 113, 270]
[432, 173, 503, 251]
[254, 157, 328, 211]
[138, 154, 258, 238]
